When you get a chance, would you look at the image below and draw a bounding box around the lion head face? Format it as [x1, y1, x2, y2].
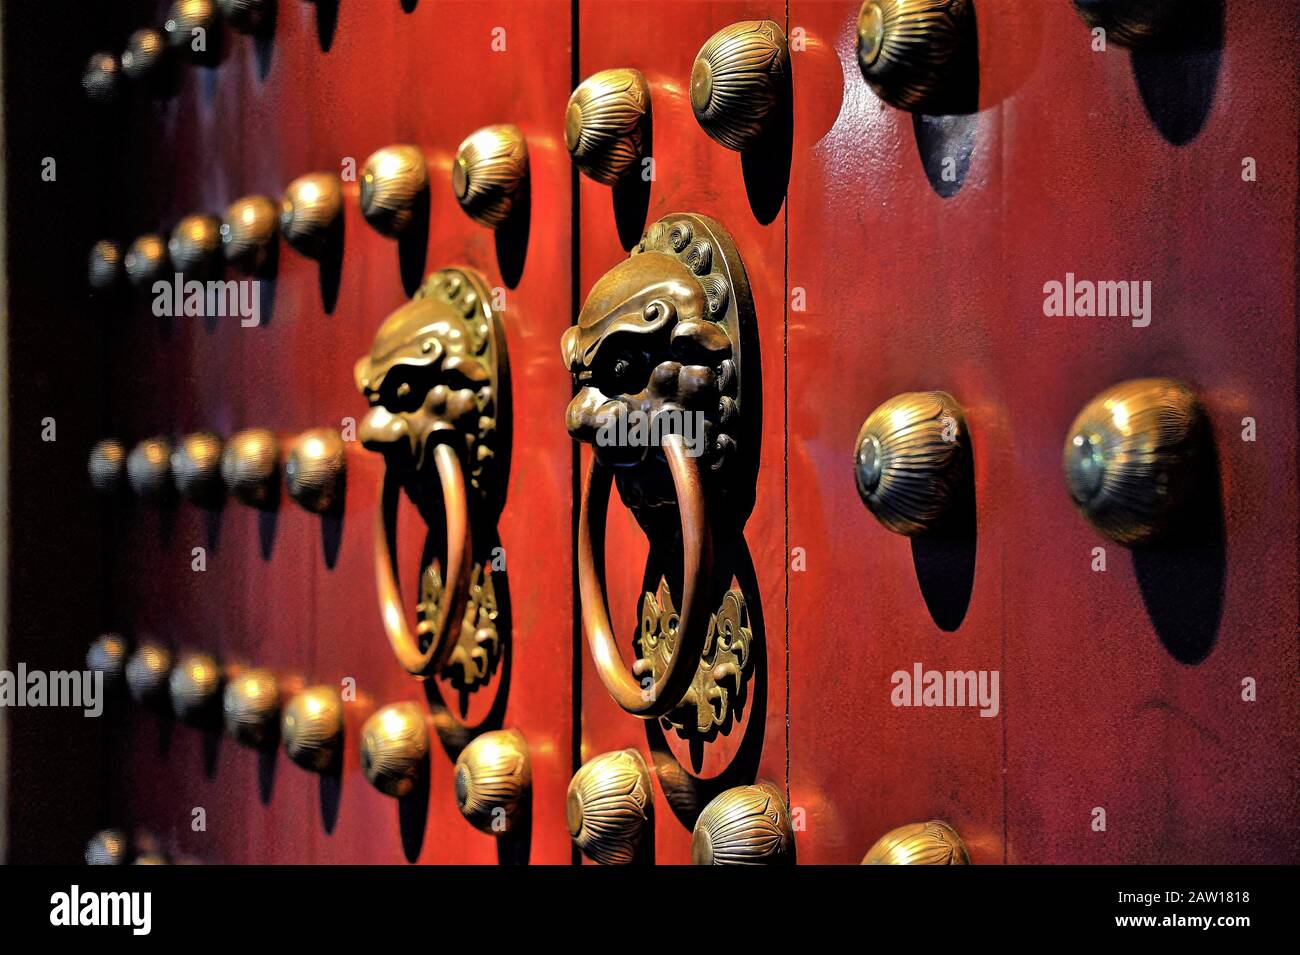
[356, 269, 502, 509]
[562, 216, 744, 511]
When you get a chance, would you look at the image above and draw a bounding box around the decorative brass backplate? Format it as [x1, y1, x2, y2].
[567, 749, 653, 864]
[1063, 377, 1205, 546]
[862, 820, 970, 864]
[854, 391, 970, 536]
[223, 668, 280, 749]
[855, 0, 970, 111]
[690, 20, 790, 152]
[454, 728, 530, 834]
[564, 213, 756, 720]
[280, 173, 343, 260]
[281, 685, 344, 773]
[566, 69, 649, 185]
[692, 781, 794, 865]
[360, 702, 429, 797]
[360, 145, 428, 237]
[639, 584, 751, 735]
[356, 267, 509, 682]
[1072, 0, 1179, 48]
[453, 125, 529, 228]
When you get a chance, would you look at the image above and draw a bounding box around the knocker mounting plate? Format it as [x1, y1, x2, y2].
[420, 560, 501, 689]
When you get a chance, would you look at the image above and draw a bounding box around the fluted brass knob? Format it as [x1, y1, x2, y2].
[280, 173, 343, 259]
[454, 729, 530, 833]
[285, 427, 346, 513]
[122, 28, 167, 80]
[82, 52, 123, 103]
[125, 642, 173, 704]
[1072, 0, 1178, 49]
[359, 145, 428, 237]
[220, 195, 279, 274]
[88, 439, 126, 494]
[863, 820, 970, 864]
[1063, 378, 1206, 546]
[567, 749, 653, 864]
[171, 431, 225, 506]
[218, 0, 272, 34]
[85, 829, 130, 866]
[855, 0, 970, 111]
[132, 853, 170, 865]
[453, 125, 529, 228]
[127, 437, 174, 502]
[690, 20, 790, 152]
[692, 781, 794, 865]
[281, 685, 344, 773]
[87, 633, 129, 685]
[124, 234, 169, 288]
[164, 0, 219, 55]
[566, 69, 650, 185]
[223, 668, 280, 748]
[169, 650, 223, 725]
[88, 240, 123, 290]
[168, 214, 224, 279]
[360, 703, 429, 797]
[221, 428, 279, 508]
[854, 391, 970, 536]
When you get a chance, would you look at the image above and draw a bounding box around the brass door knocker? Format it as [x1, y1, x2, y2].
[563, 214, 757, 729]
[356, 268, 510, 684]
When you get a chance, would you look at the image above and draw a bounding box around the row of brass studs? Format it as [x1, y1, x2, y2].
[88, 427, 345, 515]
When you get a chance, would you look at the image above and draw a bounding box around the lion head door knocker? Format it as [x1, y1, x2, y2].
[562, 213, 759, 738]
[355, 267, 511, 691]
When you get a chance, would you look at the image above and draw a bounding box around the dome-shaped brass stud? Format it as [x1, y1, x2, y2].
[218, 0, 272, 34]
[122, 28, 168, 81]
[359, 145, 428, 237]
[82, 52, 123, 103]
[132, 852, 170, 865]
[125, 642, 173, 705]
[221, 428, 279, 509]
[124, 234, 169, 288]
[164, 0, 219, 57]
[85, 829, 130, 866]
[1063, 377, 1206, 546]
[169, 650, 223, 726]
[565, 69, 650, 185]
[168, 214, 224, 280]
[127, 437, 174, 502]
[87, 633, 129, 685]
[171, 431, 225, 506]
[222, 668, 280, 749]
[453, 125, 529, 228]
[855, 0, 970, 111]
[567, 749, 653, 864]
[1072, 0, 1179, 49]
[692, 781, 794, 865]
[360, 703, 429, 798]
[220, 195, 279, 274]
[285, 427, 346, 514]
[88, 439, 126, 494]
[862, 820, 970, 864]
[854, 391, 970, 536]
[88, 240, 123, 291]
[280, 173, 343, 259]
[281, 685, 344, 773]
[454, 729, 530, 833]
[690, 20, 790, 152]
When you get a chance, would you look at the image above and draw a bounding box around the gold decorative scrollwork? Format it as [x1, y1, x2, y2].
[418, 559, 501, 690]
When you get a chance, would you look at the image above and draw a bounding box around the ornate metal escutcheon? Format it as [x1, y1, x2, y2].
[862, 820, 970, 864]
[356, 267, 510, 685]
[563, 213, 758, 728]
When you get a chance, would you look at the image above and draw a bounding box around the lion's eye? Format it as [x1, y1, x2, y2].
[396, 383, 412, 398]
[613, 359, 631, 379]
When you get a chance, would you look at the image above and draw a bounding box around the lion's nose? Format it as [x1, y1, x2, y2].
[566, 387, 624, 443]
[359, 407, 409, 452]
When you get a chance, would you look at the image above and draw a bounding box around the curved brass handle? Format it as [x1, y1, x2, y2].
[88, 240, 123, 290]
[88, 439, 126, 494]
[453, 125, 528, 228]
[360, 702, 429, 797]
[854, 390, 969, 536]
[579, 433, 712, 718]
[359, 144, 428, 237]
[374, 443, 471, 677]
[567, 749, 653, 864]
[124, 234, 169, 288]
[454, 728, 530, 833]
[690, 20, 790, 152]
[855, 0, 970, 111]
[223, 668, 280, 749]
[566, 69, 650, 185]
[692, 781, 794, 865]
[862, 820, 969, 864]
[1063, 377, 1205, 546]
[221, 195, 279, 274]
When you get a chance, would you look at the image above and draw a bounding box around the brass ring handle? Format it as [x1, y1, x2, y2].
[375, 442, 472, 677]
[578, 433, 711, 718]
